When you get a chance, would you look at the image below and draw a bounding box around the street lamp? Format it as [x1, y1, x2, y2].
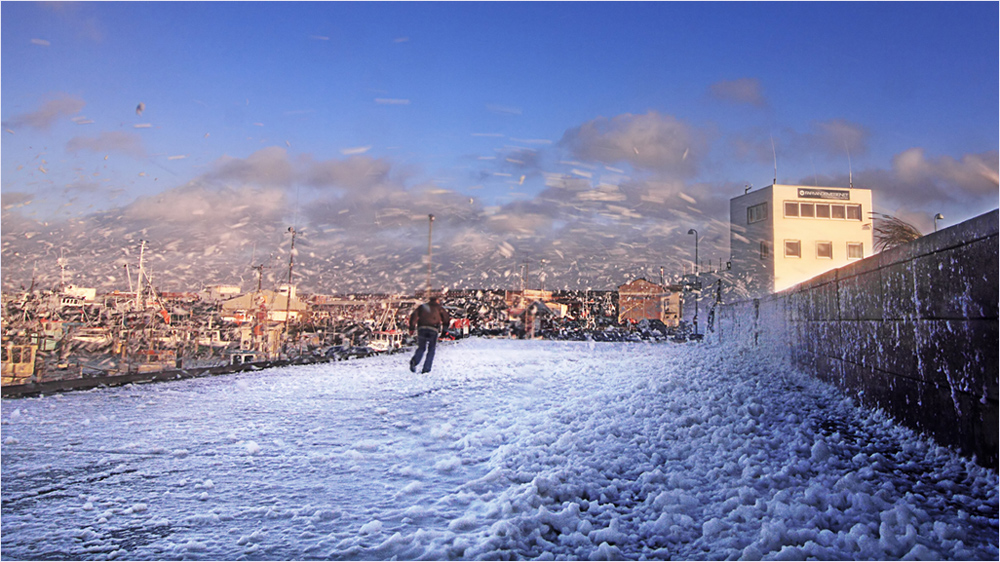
[427, 214, 435, 297]
[687, 229, 699, 336]
[687, 229, 699, 275]
[934, 213, 944, 233]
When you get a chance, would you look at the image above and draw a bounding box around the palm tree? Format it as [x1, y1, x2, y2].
[871, 213, 922, 252]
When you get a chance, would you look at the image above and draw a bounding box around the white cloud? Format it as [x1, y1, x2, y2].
[809, 119, 869, 156]
[2, 94, 85, 130]
[709, 78, 767, 107]
[207, 147, 296, 187]
[890, 148, 998, 200]
[560, 111, 704, 176]
[66, 131, 145, 158]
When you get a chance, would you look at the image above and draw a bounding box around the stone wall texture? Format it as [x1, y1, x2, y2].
[717, 209, 998, 468]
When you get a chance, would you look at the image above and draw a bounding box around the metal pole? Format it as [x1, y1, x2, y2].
[284, 227, 296, 348]
[136, 240, 146, 311]
[427, 214, 435, 297]
[687, 229, 699, 336]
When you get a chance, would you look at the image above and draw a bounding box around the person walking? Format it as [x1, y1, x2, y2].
[408, 295, 450, 373]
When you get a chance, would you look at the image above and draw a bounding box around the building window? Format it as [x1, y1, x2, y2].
[747, 202, 768, 224]
[760, 241, 769, 259]
[847, 242, 864, 259]
[783, 201, 861, 220]
[816, 241, 833, 259]
[784, 240, 801, 258]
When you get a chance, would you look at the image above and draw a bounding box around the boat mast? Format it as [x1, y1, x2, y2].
[135, 240, 146, 311]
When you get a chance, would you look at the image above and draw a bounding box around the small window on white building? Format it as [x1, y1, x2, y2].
[784, 202, 799, 217]
[847, 242, 864, 259]
[816, 204, 830, 218]
[831, 205, 847, 219]
[817, 241, 833, 259]
[760, 241, 769, 259]
[784, 240, 801, 258]
[800, 203, 815, 217]
[847, 205, 862, 220]
[747, 202, 768, 224]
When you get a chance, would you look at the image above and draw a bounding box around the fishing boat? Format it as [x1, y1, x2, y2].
[2, 343, 38, 386]
[72, 327, 113, 346]
[369, 329, 404, 352]
[130, 349, 178, 374]
[368, 301, 405, 352]
[197, 329, 233, 348]
[229, 350, 263, 365]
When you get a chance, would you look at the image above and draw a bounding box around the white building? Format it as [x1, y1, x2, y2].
[730, 184, 873, 297]
[63, 285, 97, 302]
[203, 285, 242, 301]
[220, 289, 308, 324]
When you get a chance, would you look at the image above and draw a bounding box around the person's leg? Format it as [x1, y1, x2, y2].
[410, 332, 428, 372]
[421, 330, 438, 373]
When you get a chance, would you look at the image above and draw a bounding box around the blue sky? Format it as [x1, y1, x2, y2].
[2, 2, 997, 293]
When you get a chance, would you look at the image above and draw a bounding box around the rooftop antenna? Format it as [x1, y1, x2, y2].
[770, 135, 778, 186]
[251, 263, 268, 292]
[57, 249, 68, 289]
[845, 141, 854, 189]
[248, 243, 270, 293]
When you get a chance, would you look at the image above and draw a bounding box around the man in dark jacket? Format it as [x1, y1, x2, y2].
[408, 295, 450, 373]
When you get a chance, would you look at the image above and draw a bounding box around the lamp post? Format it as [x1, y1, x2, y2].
[283, 226, 297, 355]
[934, 213, 944, 233]
[687, 228, 699, 336]
[426, 214, 435, 298]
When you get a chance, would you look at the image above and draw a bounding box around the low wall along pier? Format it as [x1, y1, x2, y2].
[717, 209, 998, 467]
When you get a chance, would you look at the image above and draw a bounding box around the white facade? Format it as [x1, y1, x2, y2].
[63, 285, 97, 302]
[730, 184, 873, 296]
[277, 284, 297, 299]
[204, 285, 241, 301]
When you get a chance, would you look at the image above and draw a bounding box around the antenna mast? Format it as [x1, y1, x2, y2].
[136, 240, 146, 311]
[58, 249, 67, 289]
[846, 141, 853, 189]
[770, 135, 778, 185]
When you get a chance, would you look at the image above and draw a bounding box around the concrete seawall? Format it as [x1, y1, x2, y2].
[717, 209, 998, 468]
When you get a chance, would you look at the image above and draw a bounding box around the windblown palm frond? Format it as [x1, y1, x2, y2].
[872, 213, 922, 252]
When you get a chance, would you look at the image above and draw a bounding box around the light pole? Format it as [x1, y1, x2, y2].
[283, 226, 297, 355]
[426, 214, 435, 298]
[934, 213, 944, 232]
[687, 229, 699, 336]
